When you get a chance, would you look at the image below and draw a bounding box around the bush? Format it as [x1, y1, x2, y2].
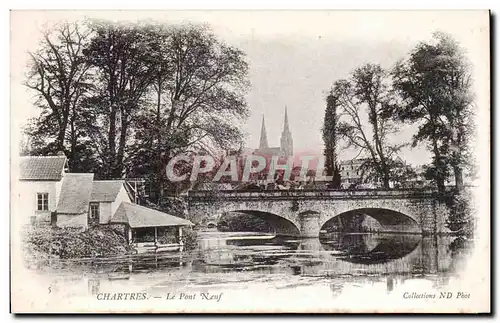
[144, 198, 188, 218]
[217, 212, 273, 232]
[445, 189, 475, 237]
[182, 227, 198, 251]
[22, 225, 131, 260]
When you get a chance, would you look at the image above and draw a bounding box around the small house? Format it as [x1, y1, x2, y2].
[17, 155, 68, 225]
[16, 155, 193, 252]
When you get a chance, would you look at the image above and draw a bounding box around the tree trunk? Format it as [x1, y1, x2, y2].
[382, 175, 390, 190]
[432, 141, 446, 195]
[453, 165, 464, 191]
[69, 116, 76, 172]
[56, 107, 69, 153]
[114, 110, 128, 178]
[56, 129, 66, 153]
[108, 104, 117, 177]
[156, 79, 164, 200]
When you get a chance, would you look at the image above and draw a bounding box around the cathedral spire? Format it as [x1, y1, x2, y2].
[283, 106, 290, 133]
[259, 114, 269, 149]
[280, 106, 293, 156]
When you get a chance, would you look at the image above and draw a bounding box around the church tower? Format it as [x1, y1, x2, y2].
[259, 115, 269, 149]
[280, 107, 293, 156]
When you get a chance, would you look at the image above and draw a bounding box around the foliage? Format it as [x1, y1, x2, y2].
[24, 22, 95, 172]
[390, 162, 418, 188]
[82, 20, 157, 178]
[181, 227, 199, 251]
[391, 32, 475, 193]
[126, 23, 249, 196]
[444, 189, 475, 237]
[143, 197, 188, 218]
[330, 64, 406, 189]
[322, 94, 339, 176]
[322, 93, 343, 189]
[23, 20, 250, 195]
[217, 212, 273, 233]
[22, 225, 131, 260]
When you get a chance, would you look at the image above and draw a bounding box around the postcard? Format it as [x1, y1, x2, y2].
[10, 10, 491, 313]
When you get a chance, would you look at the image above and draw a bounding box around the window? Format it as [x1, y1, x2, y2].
[36, 193, 49, 211]
[347, 172, 349, 176]
[89, 203, 100, 220]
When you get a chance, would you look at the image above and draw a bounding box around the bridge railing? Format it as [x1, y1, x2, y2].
[187, 188, 438, 199]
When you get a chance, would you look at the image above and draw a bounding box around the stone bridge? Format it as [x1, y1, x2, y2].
[186, 189, 450, 238]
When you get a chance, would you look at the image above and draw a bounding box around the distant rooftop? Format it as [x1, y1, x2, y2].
[253, 147, 282, 156]
[19, 156, 67, 181]
[339, 158, 371, 165]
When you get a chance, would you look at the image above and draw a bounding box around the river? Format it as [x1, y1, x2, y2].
[22, 231, 475, 312]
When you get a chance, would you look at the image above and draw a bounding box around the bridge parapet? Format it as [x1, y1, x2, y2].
[187, 189, 438, 200]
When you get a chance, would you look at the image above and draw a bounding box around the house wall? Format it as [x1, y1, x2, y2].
[57, 212, 88, 230]
[55, 179, 63, 206]
[96, 185, 132, 225]
[99, 202, 112, 224]
[16, 180, 61, 224]
[111, 185, 132, 216]
[340, 162, 363, 183]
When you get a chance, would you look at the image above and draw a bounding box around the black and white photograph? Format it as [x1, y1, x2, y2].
[9, 10, 490, 313]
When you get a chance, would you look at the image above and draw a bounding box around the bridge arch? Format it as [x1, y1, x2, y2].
[320, 208, 421, 233]
[187, 189, 446, 237]
[226, 210, 301, 237]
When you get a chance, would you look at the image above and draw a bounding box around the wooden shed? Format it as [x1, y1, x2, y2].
[110, 202, 194, 253]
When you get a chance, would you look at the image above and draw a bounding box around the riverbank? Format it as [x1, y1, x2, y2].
[22, 224, 200, 264]
[22, 225, 132, 262]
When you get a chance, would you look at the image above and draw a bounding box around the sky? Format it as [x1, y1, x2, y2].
[10, 10, 490, 166]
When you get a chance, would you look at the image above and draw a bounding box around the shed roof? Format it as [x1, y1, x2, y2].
[19, 156, 67, 181]
[91, 180, 125, 202]
[57, 173, 94, 214]
[110, 202, 193, 228]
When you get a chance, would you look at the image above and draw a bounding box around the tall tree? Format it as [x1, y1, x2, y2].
[23, 20, 249, 191]
[322, 94, 338, 175]
[333, 64, 404, 189]
[391, 32, 474, 192]
[24, 22, 92, 170]
[127, 23, 249, 198]
[83, 21, 157, 178]
[322, 93, 341, 188]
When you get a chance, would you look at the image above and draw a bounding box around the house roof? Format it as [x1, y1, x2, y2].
[110, 202, 193, 228]
[19, 156, 67, 181]
[57, 173, 94, 214]
[91, 180, 125, 202]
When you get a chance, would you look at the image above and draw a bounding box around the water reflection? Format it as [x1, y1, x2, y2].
[194, 234, 300, 272]
[33, 231, 473, 300]
[320, 233, 422, 265]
